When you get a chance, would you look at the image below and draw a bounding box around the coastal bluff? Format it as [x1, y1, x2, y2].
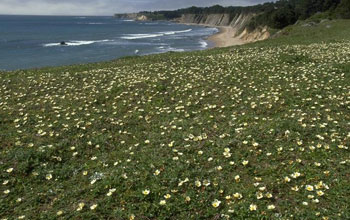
[114, 12, 270, 43]
[174, 13, 270, 43]
[114, 13, 148, 21]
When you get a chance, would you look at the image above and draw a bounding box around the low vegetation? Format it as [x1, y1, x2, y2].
[1, 20, 350, 219]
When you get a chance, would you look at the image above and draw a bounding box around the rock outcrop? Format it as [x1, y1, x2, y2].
[239, 26, 270, 42]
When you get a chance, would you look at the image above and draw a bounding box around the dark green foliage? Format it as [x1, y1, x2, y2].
[133, 0, 348, 30]
[269, 5, 298, 29]
[335, 0, 350, 18]
[249, 0, 342, 29]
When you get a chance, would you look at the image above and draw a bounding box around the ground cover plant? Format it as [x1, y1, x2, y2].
[1, 20, 350, 219]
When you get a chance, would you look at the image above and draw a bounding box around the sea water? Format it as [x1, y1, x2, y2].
[0, 15, 218, 71]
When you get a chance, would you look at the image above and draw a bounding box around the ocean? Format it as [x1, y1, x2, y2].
[0, 15, 218, 71]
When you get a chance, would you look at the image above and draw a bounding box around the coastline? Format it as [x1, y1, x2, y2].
[206, 26, 245, 48]
[181, 22, 246, 48]
[1, 17, 245, 71]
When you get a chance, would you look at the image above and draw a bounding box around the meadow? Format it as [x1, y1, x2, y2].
[1, 19, 350, 219]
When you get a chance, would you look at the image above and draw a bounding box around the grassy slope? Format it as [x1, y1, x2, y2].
[1, 20, 350, 220]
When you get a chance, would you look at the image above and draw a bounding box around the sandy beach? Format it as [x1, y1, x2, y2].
[207, 26, 245, 48]
[182, 22, 245, 48]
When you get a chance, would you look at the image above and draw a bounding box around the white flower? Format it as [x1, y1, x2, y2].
[291, 185, 300, 191]
[305, 185, 314, 191]
[223, 151, 231, 158]
[291, 172, 301, 179]
[107, 188, 116, 196]
[266, 192, 273, 198]
[312, 199, 320, 203]
[249, 204, 257, 211]
[142, 189, 150, 195]
[284, 176, 291, 182]
[195, 180, 201, 187]
[317, 190, 324, 196]
[233, 192, 242, 199]
[6, 168, 13, 173]
[267, 205, 275, 210]
[256, 192, 263, 199]
[211, 199, 221, 208]
[242, 160, 249, 166]
[203, 179, 211, 186]
[45, 174, 52, 180]
[259, 186, 266, 191]
[76, 202, 85, 211]
[90, 204, 98, 210]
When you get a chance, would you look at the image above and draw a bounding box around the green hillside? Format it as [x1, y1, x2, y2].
[1, 20, 350, 219]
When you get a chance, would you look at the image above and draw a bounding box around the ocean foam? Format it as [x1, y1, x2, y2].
[175, 29, 193, 33]
[157, 46, 185, 52]
[121, 29, 193, 40]
[160, 29, 192, 35]
[43, 40, 110, 47]
[199, 40, 208, 48]
[121, 34, 164, 40]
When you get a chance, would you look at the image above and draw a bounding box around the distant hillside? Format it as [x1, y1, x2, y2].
[115, 0, 350, 30]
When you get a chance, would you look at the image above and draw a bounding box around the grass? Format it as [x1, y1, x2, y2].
[253, 19, 350, 46]
[1, 20, 350, 220]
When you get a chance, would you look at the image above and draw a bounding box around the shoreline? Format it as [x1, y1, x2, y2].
[206, 26, 245, 48]
[2, 21, 244, 71]
[181, 22, 246, 48]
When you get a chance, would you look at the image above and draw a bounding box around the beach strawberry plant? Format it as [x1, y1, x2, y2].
[1, 20, 350, 219]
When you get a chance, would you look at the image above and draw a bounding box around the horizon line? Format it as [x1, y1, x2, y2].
[0, 14, 114, 17]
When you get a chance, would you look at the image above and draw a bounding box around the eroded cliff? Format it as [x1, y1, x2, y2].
[114, 13, 148, 21]
[114, 12, 270, 43]
[175, 13, 269, 42]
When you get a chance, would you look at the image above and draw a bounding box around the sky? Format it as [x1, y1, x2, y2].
[0, 0, 273, 16]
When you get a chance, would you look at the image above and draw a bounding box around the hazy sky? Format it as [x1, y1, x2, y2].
[0, 0, 274, 16]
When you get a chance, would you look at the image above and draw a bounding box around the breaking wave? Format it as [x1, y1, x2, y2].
[43, 40, 110, 47]
[121, 29, 192, 40]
